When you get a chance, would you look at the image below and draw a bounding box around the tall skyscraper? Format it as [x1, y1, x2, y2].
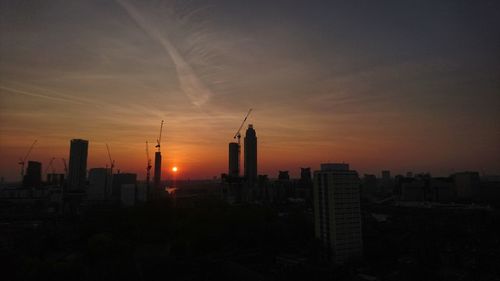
[154, 151, 161, 189]
[228, 142, 239, 177]
[68, 139, 88, 191]
[244, 124, 257, 183]
[313, 163, 363, 264]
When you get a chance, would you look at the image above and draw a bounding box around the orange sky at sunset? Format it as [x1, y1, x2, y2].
[1, 0, 499, 181]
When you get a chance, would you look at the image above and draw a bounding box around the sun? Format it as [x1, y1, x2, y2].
[172, 166, 178, 172]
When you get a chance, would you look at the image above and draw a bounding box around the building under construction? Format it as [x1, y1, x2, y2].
[154, 120, 164, 191]
[223, 110, 260, 203]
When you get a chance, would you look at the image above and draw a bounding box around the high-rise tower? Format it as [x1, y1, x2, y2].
[154, 151, 161, 188]
[68, 139, 88, 191]
[244, 124, 257, 183]
[153, 120, 164, 190]
[313, 163, 363, 264]
[228, 142, 239, 177]
[229, 109, 252, 181]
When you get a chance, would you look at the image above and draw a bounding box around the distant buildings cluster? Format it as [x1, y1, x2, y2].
[0, 138, 147, 214]
[361, 170, 500, 205]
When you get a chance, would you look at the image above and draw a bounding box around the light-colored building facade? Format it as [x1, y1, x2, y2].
[313, 163, 363, 264]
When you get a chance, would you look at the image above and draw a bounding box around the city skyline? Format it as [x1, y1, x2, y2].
[1, 0, 500, 181]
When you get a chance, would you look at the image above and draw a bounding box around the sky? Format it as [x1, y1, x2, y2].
[1, 0, 499, 181]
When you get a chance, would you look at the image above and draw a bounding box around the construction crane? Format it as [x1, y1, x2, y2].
[233, 109, 252, 145]
[61, 158, 68, 176]
[155, 120, 164, 152]
[44, 157, 56, 174]
[106, 144, 115, 175]
[146, 141, 152, 188]
[18, 139, 38, 179]
[230, 109, 252, 178]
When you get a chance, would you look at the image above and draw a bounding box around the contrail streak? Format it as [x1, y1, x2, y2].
[6, 81, 102, 106]
[0, 85, 86, 105]
[116, 0, 212, 107]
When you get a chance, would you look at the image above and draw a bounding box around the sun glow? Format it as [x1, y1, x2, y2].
[172, 166, 178, 172]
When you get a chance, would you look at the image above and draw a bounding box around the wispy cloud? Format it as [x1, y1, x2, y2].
[0, 85, 87, 105]
[116, 0, 212, 107]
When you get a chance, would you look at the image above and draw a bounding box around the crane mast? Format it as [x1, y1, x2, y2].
[155, 120, 164, 152]
[154, 120, 165, 190]
[44, 157, 56, 174]
[61, 158, 68, 177]
[233, 109, 252, 146]
[18, 139, 38, 180]
[229, 109, 252, 178]
[146, 141, 152, 188]
[106, 144, 115, 175]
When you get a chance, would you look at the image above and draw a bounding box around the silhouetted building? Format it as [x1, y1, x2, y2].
[381, 170, 393, 193]
[361, 174, 377, 199]
[136, 183, 148, 203]
[68, 139, 88, 191]
[400, 179, 425, 201]
[258, 174, 269, 184]
[46, 173, 65, 186]
[23, 161, 42, 188]
[295, 168, 313, 203]
[121, 184, 136, 206]
[88, 168, 112, 200]
[228, 142, 239, 177]
[313, 163, 362, 264]
[112, 173, 137, 201]
[154, 151, 162, 189]
[244, 124, 257, 183]
[399, 173, 432, 201]
[431, 177, 455, 202]
[382, 170, 390, 180]
[480, 176, 500, 204]
[278, 171, 290, 181]
[453, 172, 480, 200]
[300, 168, 312, 183]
